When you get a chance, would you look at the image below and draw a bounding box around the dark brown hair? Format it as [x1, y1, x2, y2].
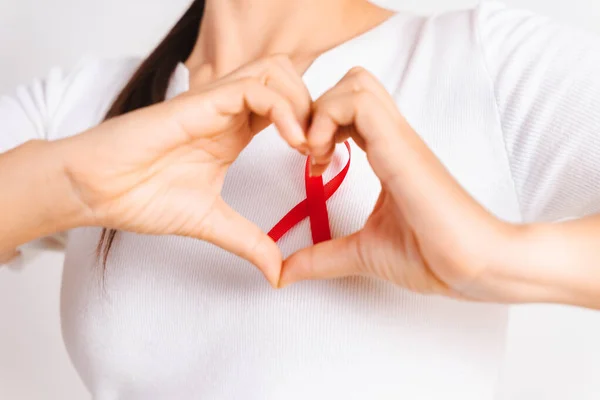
[97, 0, 206, 265]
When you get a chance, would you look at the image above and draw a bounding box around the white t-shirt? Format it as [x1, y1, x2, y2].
[2, 2, 600, 399]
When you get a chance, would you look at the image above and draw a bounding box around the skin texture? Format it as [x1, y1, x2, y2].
[280, 67, 600, 310]
[66, 56, 312, 286]
[280, 67, 509, 300]
[2, 57, 600, 309]
[0, 56, 313, 286]
[1, 0, 599, 309]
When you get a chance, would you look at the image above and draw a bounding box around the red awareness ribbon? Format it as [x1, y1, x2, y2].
[268, 141, 351, 244]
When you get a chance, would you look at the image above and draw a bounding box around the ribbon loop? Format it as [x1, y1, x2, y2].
[268, 141, 352, 244]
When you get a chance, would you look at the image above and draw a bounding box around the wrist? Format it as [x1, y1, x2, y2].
[0, 139, 95, 252]
[482, 222, 589, 306]
[34, 139, 97, 230]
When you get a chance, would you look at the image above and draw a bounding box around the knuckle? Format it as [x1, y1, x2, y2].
[351, 79, 363, 93]
[354, 89, 376, 107]
[313, 104, 331, 120]
[256, 55, 291, 87]
[316, 97, 336, 113]
[247, 233, 266, 261]
[348, 66, 367, 76]
[351, 68, 376, 91]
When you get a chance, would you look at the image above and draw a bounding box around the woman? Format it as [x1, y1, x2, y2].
[1, 0, 600, 398]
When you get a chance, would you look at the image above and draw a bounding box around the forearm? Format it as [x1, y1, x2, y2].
[488, 218, 600, 310]
[0, 140, 91, 254]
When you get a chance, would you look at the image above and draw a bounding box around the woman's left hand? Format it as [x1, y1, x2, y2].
[279, 67, 519, 302]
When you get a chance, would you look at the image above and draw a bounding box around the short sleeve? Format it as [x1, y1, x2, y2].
[0, 57, 140, 153]
[478, 1, 600, 222]
[1, 61, 85, 152]
[0, 57, 140, 266]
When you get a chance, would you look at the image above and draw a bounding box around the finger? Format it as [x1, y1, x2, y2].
[330, 67, 401, 119]
[309, 67, 397, 127]
[306, 123, 357, 177]
[242, 79, 308, 148]
[306, 67, 399, 176]
[307, 127, 355, 177]
[200, 198, 283, 287]
[208, 78, 307, 149]
[220, 55, 312, 136]
[307, 90, 388, 175]
[306, 111, 339, 177]
[279, 232, 365, 287]
[265, 55, 313, 131]
[309, 90, 403, 182]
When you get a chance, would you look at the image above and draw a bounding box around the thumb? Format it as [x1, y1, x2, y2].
[199, 199, 282, 287]
[279, 232, 366, 287]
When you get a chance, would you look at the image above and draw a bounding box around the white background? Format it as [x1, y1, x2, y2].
[1, 0, 600, 399]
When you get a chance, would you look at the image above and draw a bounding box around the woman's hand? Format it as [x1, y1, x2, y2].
[61, 55, 311, 285]
[279, 67, 520, 302]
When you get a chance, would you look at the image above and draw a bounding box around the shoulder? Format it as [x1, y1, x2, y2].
[14, 56, 142, 112]
[382, 4, 492, 82]
[387, 1, 560, 57]
[33, 56, 143, 140]
[59, 56, 143, 105]
[0, 56, 143, 149]
[51, 56, 142, 93]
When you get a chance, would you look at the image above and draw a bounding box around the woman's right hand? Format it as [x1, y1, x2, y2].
[59, 55, 311, 285]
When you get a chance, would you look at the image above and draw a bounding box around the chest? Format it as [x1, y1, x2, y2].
[59, 56, 519, 398]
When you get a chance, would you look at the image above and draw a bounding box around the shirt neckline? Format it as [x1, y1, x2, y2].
[167, 11, 408, 101]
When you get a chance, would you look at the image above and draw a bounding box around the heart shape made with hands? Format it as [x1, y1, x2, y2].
[268, 141, 352, 244]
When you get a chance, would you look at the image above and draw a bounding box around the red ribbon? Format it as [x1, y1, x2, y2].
[268, 141, 351, 244]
